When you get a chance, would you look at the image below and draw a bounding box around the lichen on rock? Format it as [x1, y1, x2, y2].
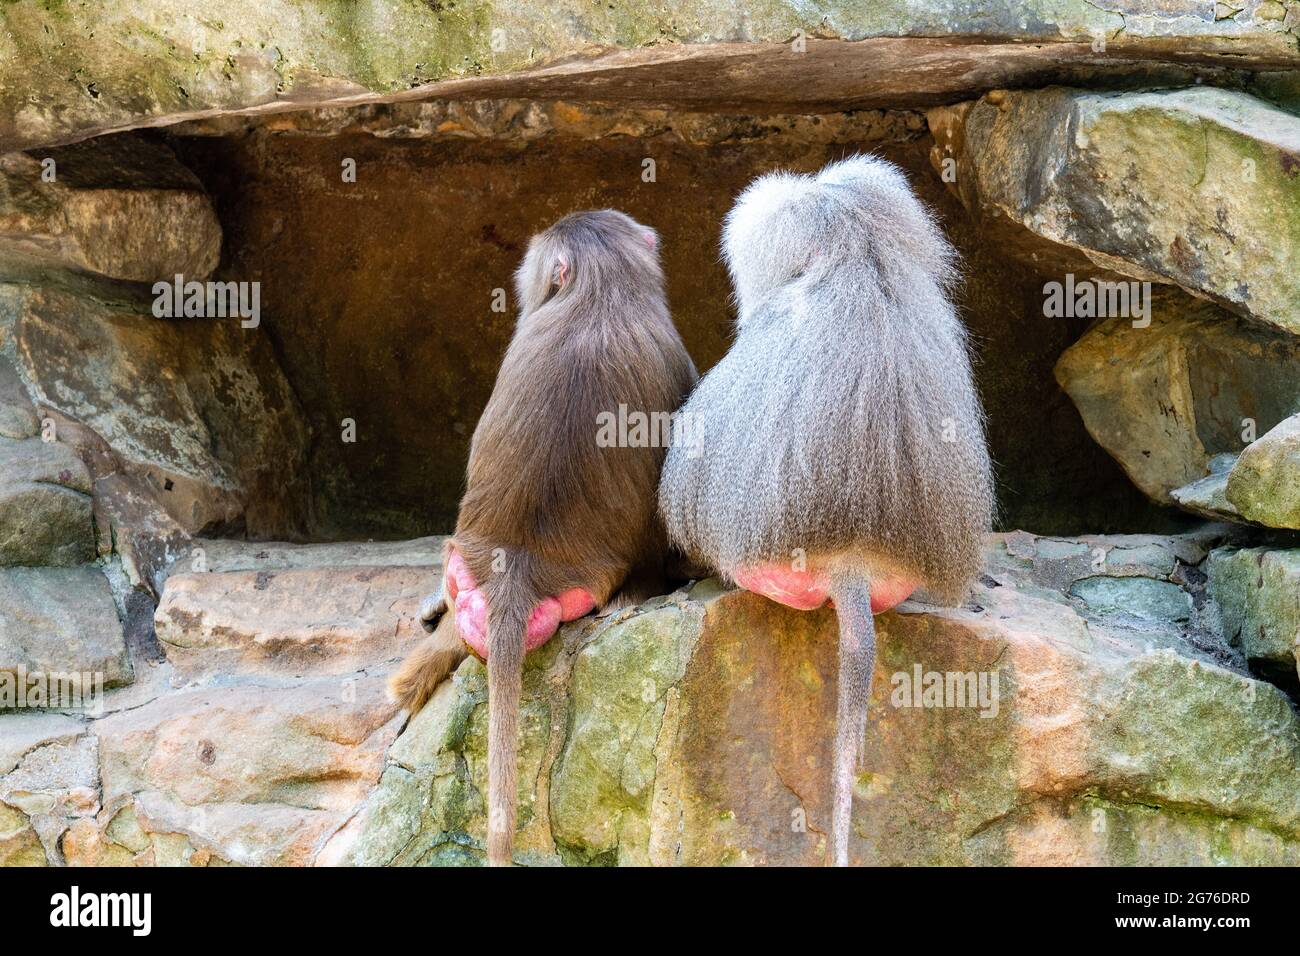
[341, 533, 1300, 866]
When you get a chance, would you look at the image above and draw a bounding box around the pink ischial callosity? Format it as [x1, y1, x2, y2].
[732, 564, 916, 614]
[445, 548, 597, 660]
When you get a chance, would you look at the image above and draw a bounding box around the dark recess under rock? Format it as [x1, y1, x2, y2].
[170, 106, 1182, 539]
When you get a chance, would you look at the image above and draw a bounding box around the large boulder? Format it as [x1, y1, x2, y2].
[929, 86, 1300, 334]
[1055, 294, 1300, 505]
[0, 437, 93, 567]
[0, 355, 38, 440]
[343, 530, 1300, 866]
[0, 282, 309, 538]
[0, 354, 93, 568]
[155, 565, 434, 679]
[0, 536, 435, 865]
[0, 135, 220, 282]
[86, 677, 403, 866]
[0, 565, 131, 691]
[1226, 414, 1300, 528]
[1207, 546, 1300, 677]
[3, 1, 1299, 152]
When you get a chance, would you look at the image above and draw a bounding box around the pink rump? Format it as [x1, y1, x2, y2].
[732, 564, 916, 614]
[445, 547, 597, 659]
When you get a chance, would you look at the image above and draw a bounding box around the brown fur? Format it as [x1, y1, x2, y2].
[387, 541, 469, 713]
[390, 210, 696, 866]
[387, 612, 465, 712]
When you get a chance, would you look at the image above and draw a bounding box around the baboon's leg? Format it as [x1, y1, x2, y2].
[388, 611, 467, 712]
[602, 562, 669, 613]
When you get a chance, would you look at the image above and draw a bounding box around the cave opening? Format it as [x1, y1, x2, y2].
[154, 99, 1185, 544]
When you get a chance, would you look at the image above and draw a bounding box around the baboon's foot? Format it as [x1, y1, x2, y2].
[418, 590, 446, 633]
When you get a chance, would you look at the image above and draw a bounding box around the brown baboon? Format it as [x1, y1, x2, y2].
[658, 156, 994, 866]
[390, 209, 697, 866]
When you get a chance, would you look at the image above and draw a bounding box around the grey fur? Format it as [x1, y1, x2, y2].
[829, 572, 874, 867]
[659, 155, 993, 865]
[661, 155, 991, 601]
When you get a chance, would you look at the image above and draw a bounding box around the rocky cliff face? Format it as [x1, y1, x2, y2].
[3, 0, 1300, 866]
[5, 0, 1300, 151]
[8, 532, 1300, 867]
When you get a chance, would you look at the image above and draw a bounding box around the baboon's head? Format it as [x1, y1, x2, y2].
[514, 209, 662, 319]
[722, 155, 954, 323]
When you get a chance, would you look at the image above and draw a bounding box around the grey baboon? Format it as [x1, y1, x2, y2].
[390, 210, 697, 866]
[658, 156, 994, 866]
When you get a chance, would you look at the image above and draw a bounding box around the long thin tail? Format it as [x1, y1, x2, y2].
[485, 586, 533, 867]
[828, 571, 876, 867]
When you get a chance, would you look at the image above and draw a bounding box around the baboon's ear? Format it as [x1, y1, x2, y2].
[643, 230, 657, 250]
[552, 254, 570, 289]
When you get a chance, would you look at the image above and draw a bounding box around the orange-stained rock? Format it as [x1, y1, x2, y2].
[154, 565, 437, 678]
[346, 531, 1300, 866]
[10, 529, 1300, 867]
[91, 676, 404, 866]
[0, 136, 220, 282]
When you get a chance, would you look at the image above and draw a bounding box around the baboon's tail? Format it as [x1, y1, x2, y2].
[387, 611, 467, 713]
[828, 571, 877, 867]
[484, 576, 537, 867]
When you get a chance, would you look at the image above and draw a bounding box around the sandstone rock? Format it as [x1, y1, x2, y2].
[0, 565, 130, 692]
[0, 135, 220, 282]
[0, 537, 428, 866]
[0, 712, 88, 776]
[1, 282, 309, 538]
[1068, 576, 1192, 625]
[1, 736, 98, 812]
[1171, 454, 1242, 522]
[0, 802, 47, 866]
[0, 355, 38, 440]
[0, 713, 97, 866]
[60, 816, 139, 867]
[1226, 414, 1300, 529]
[176, 536, 445, 576]
[155, 565, 436, 679]
[1055, 296, 1300, 504]
[347, 531, 1300, 866]
[93, 677, 403, 866]
[929, 86, 1300, 333]
[89, 475, 190, 597]
[0, 436, 94, 567]
[36, 412, 191, 595]
[8, 529, 1297, 867]
[1207, 547, 1300, 674]
[3, 1, 1298, 152]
